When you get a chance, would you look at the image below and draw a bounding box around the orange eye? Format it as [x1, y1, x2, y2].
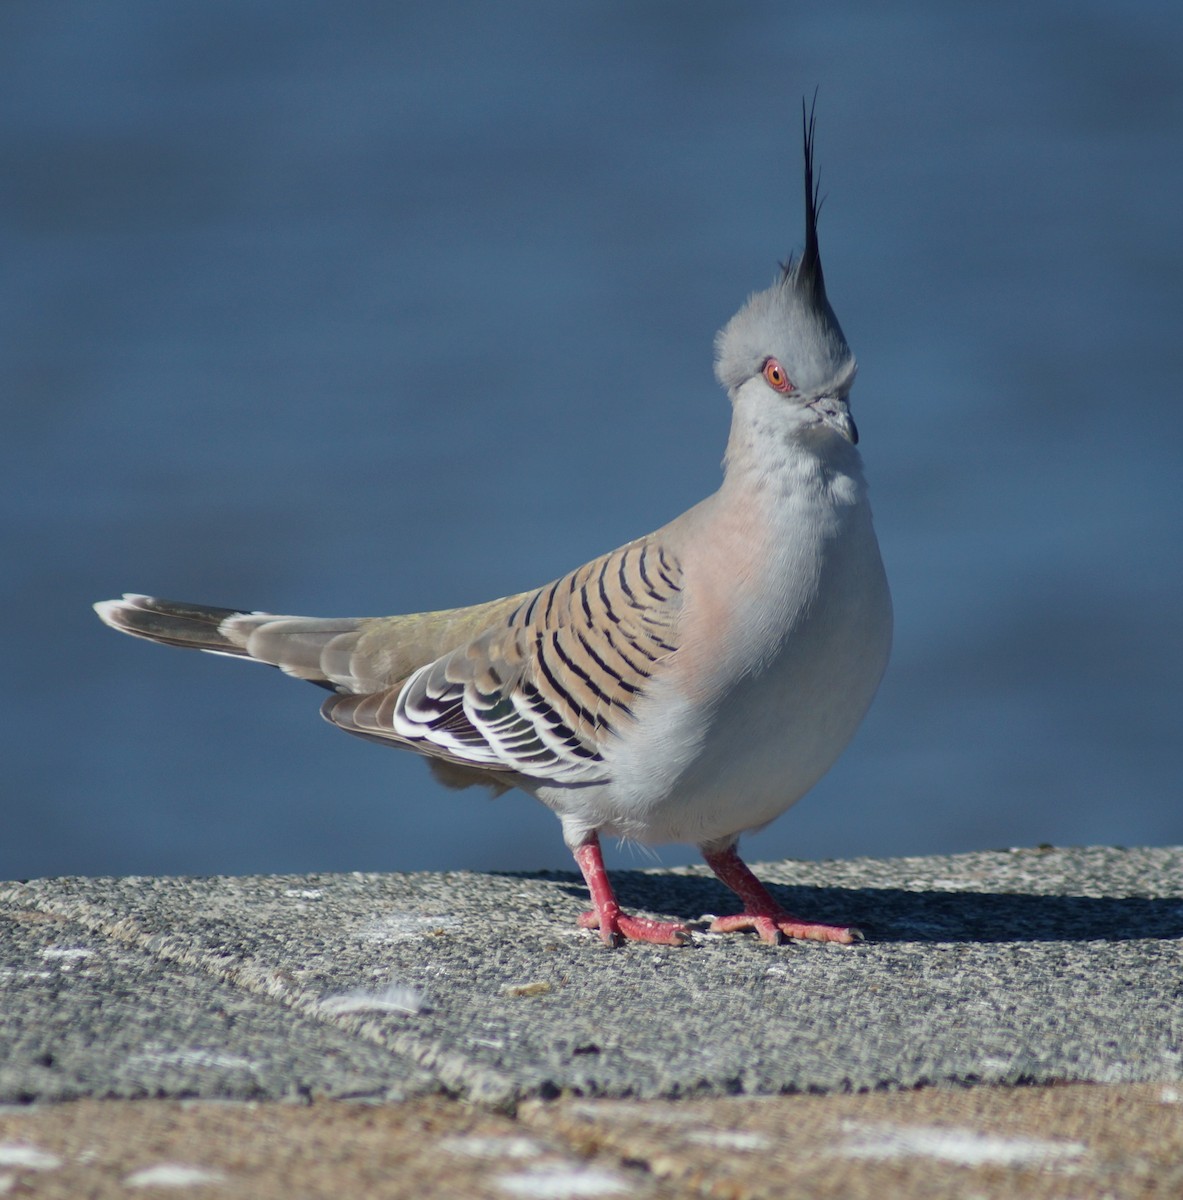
[762, 358, 792, 393]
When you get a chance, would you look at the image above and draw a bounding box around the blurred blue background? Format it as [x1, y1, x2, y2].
[2, 2, 1180, 883]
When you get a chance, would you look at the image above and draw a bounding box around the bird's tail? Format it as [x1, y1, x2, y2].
[94, 595, 253, 654]
[95, 588, 535, 697]
[93, 594, 367, 691]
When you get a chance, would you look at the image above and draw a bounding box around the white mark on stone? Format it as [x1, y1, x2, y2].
[496, 1164, 633, 1197]
[358, 912, 460, 942]
[319, 981, 427, 1015]
[126, 1048, 258, 1075]
[979, 1057, 1022, 1072]
[125, 1163, 227, 1187]
[684, 1129, 771, 1151]
[0, 1144, 61, 1170]
[439, 1136, 548, 1160]
[1160, 1086, 1180, 1104]
[40, 947, 92, 960]
[283, 888, 323, 899]
[913, 879, 980, 891]
[840, 1122, 1086, 1167]
[568, 1101, 700, 1125]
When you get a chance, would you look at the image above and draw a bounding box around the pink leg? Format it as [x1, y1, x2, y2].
[702, 844, 862, 945]
[572, 836, 690, 946]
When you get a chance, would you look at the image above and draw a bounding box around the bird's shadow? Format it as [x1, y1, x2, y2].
[510, 869, 1183, 945]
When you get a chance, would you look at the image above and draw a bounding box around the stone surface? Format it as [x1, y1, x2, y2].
[1, 1084, 1182, 1199]
[0, 900, 435, 1103]
[2, 846, 1181, 1106]
[527, 1081, 1183, 1200]
[3, 846, 1182, 1195]
[0, 1096, 665, 1199]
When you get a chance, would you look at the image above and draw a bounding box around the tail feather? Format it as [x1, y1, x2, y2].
[93, 594, 366, 691]
[94, 589, 533, 697]
[224, 612, 369, 687]
[93, 594, 252, 655]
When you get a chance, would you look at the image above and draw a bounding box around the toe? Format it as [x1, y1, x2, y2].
[778, 919, 862, 944]
[579, 909, 689, 946]
[616, 914, 691, 946]
[710, 911, 862, 945]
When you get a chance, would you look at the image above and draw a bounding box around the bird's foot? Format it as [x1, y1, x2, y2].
[571, 834, 691, 947]
[700, 843, 863, 946]
[708, 911, 862, 945]
[577, 908, 691, 947]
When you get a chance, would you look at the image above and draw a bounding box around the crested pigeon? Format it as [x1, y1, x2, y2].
[95, 104, 891, 947]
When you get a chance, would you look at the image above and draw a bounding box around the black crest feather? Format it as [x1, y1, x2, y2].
[783, 90, 827, 304]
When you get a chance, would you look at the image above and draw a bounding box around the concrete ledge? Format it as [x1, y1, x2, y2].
[2, 846, 1181, 1107]
[1, 1084, 1182, 1199]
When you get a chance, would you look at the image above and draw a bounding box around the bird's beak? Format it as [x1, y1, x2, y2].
[809, 395, 858, 445]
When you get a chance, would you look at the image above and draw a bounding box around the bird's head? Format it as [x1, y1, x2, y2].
[714, 100, 858, 446]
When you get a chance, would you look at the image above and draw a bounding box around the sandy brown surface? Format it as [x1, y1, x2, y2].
[1, 1082, 1181, 1199]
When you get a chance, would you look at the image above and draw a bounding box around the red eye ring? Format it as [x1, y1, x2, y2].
[762, 358, 792, 394]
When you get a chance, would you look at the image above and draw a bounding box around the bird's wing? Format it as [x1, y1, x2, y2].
[322, 537, 684, 783]
[214, 592, 531, 692]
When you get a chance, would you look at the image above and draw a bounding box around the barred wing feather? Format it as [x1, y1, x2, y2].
[322, 539, 683, 783]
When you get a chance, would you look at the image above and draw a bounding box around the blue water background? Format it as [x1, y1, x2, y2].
[2, 2, 1180, 881]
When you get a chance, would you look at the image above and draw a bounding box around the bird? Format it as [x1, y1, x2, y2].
[95, 102, 892, 948]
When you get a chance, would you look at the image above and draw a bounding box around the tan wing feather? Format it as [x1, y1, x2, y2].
[323, 537, 683, 782]
[225, 591, 531, 692]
